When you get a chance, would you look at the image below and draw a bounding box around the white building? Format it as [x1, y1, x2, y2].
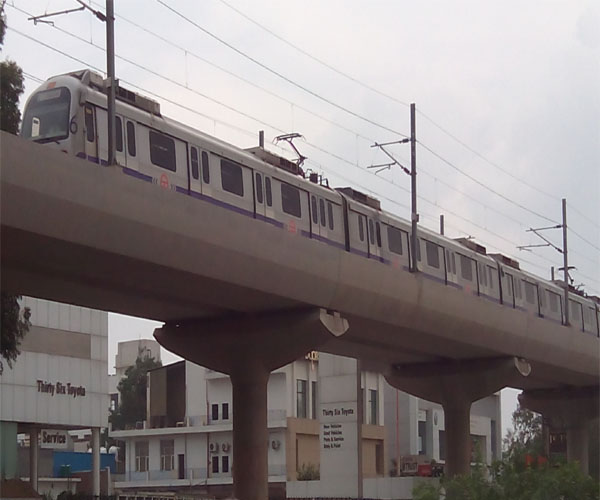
[111, 353, 387, 499]
[0, 297, 109, 496]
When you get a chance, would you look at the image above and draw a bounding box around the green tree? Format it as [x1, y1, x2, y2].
[110, 355, 162, 430]
[503, 403, 544, 465]
[0, 5, 29, 375]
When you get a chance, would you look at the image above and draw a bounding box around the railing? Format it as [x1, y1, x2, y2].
[113, 468, 209, 483]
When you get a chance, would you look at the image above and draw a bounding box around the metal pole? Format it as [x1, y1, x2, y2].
[410, 103, 418, 273]
[562, 198, 569, 326]
[440, 214, 445, 236]
[356, 358, 364, 498]
[106, 0, 116, 166]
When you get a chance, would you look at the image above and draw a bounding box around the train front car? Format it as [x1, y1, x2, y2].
[21, 72, 86, 158]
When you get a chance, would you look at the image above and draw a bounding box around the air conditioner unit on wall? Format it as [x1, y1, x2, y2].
[271, 439, 281, 450]
[209, 442, 219, 453]
[222, 442, 231, 453]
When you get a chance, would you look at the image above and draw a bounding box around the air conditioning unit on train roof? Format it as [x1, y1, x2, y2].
[336, 187, 381, 211]
[245, 146, 303, 177]
[454, 237, 487, 255]
[489, 253, 520, 270]
[65, 69, 161, 116]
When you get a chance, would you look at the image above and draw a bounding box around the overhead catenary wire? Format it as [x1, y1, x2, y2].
[12, 4, 582, 251]
[10, 20, 597, 295]
[153, 0, 409, 139]
[213, 0, 597, 229]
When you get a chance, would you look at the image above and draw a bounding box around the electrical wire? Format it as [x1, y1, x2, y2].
[215, 0, 411, 109]
[11, 23, 597, 295]
[154, 0, 409, 138]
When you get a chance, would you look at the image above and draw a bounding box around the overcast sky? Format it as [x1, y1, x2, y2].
[3, 0, 598, 437]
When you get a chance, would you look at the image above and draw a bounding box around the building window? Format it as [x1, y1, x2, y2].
[222, 403, 229, 420]
[135, 441, 149, 472]
[211, 403, 219, 422]
[212, 458, 219, 474]
[191, 147, 199, 180]
[281, 183, 301, 217]
[311, 381, 317, 420]
[296, 379, 307, 418]
[418, 420, 426, 455]
[149, 130, 177, 171]
[220, 159, 244, 196]
[221, 455, 229, 473]
[387, 226, 403, 255]
[368, 389, 378, 425]
[160, 439, 174, 471]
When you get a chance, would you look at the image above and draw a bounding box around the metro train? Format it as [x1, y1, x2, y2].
[20, 69, 600, 336]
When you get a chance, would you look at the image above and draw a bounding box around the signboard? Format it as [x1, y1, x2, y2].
[41, 429, 69, 449]
[320, 402, 357, 452]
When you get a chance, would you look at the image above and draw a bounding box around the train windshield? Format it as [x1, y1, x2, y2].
[22, 87, 71, 142]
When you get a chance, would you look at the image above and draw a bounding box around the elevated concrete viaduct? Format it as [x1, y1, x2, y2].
[2, 133, 598, 497]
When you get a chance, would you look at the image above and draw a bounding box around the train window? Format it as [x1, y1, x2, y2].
[22, 87, 71, 142]
[368, 220, 375, 245]
[387, 226, 403, 255]
[416, 239, 421, 261]
[524, 282, 535, 304]
[85, 105, 95, 142]
[459, 255, 473, 281]
[319, 199, 326, 227]
[127, 121, 136, 157]
[480, 263, 487, 286]
[376, 222, 381, 247]
[265, 177, 272, 206]
[116, 117, 123, 152]
[190, 147, 199, 180]
[281, 183, 301, 217]
[358, 217, 365, 242]
[311, 197, 318, 224]
[255, 173, 263, 204]
[514, 280, 522, 299]
[570, 301, 580, 320]
[202, 151, 210, 184]
[548, 292, 559, 313]
[220, 159, 244, 196]
[149, 130, 176, 171]
[488, 266, 495, 289]
[539, 289, 545, 308]
[327, 202, 334, 230]
[451, 253, 456, 274]
[426, 241, 440, 269]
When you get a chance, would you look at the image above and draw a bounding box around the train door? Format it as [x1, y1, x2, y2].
[115, 116, 126, 166]
[368, 218, 382, 260]
[446, 249, 458, 286]
[501, 271, 515, 308]
[95, 107, 108, 164]
[84, 104, 98, 162]
[125, 120, 138, 170]
[255, 171, 266, 219]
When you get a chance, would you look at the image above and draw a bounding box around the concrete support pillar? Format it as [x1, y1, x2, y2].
[519, 386, 598, 476]
[154, 308, 349, 500]
[29, 427, 38, 492]
[231, 362, 270, 500]
[385, 356, 531, 478]
[442, 401, 472, 478]
[92, 426, 101, 499]
[567, 424, 589, 473]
